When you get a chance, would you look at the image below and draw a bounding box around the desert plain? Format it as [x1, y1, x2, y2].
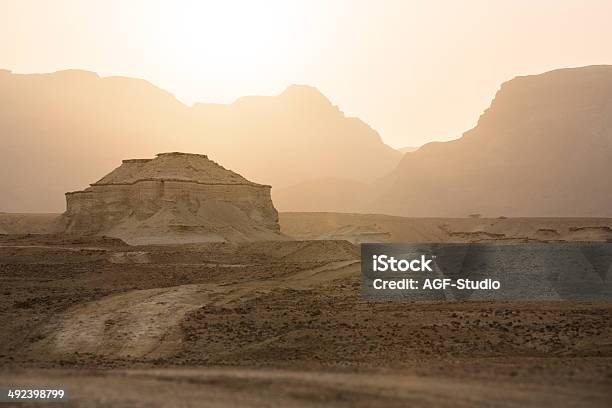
[1, 212, 611, 407]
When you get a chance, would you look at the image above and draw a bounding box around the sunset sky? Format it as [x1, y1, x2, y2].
[2, 0, 611, 148]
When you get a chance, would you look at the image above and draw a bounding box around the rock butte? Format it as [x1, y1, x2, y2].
[61, 152, 283, 244]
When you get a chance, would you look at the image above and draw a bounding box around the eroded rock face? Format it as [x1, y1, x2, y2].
[61, 152, 282, 244]
[369, 65, 612, 217]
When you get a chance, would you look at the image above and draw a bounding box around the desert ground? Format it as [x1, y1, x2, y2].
[1, 212, 611, 407]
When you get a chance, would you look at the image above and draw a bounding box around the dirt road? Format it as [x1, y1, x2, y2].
[4, 366, 610, 408]
[33, 260, 359, 359]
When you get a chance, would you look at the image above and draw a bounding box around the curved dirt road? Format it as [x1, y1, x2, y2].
[33, 261, 359, 359]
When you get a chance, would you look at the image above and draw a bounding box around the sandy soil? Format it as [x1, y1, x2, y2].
[279, 212, 612, 243]
[4, 212, 612, 243]
[2, 365, 610, 408]
[1, 217, 612, 406]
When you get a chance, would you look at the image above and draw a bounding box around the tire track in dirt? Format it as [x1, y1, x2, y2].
[33, 260, 360, 359]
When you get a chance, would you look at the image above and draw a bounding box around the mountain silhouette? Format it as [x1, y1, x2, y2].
[276, 65, 612, 216]
[0, 70, 400, 212]
[369, 65, 612, 217]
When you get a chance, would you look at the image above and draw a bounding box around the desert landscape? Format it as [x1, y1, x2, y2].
[2, 2, 612, 406]
[1, 209, 611, 406]
[2, 65, 612, 404]
[2, 66, 612, 406]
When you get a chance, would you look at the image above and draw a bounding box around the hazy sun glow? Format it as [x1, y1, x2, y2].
[148, 2, 310, 88]
[2, 0, 612, 147]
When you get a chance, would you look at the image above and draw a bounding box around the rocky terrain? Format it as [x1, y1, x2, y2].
[6, 212, 612, 244]
[279, 212, 612, 243]
[59, 152, 283, 244]
[1, 218, 611, 406]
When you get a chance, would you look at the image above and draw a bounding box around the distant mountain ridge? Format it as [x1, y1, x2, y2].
[397, 146, 419, 153]
[369, 65, 612, 217]
[3, 66, 611, 217]
[275, 65, 612, 216]
[0, 70, 400, 212]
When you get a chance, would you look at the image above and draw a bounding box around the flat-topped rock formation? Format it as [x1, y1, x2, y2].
[61, 152, 283, 244]
[92, 153, 258, 186]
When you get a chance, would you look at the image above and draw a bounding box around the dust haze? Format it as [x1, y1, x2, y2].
[1, 2, 612, 407]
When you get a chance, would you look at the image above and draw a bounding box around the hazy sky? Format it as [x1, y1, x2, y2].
[1, 0, 611, 147]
